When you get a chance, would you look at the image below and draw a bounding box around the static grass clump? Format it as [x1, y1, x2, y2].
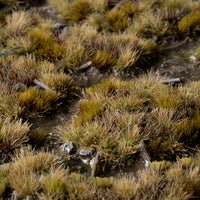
[17, 88, 60, 116]
[131, 11, 169, 39]
[2, 147, 200, 199]
[0, 118, 30, 153]
[8, 149, 57, 197]
[41, 169, 68, 200]
[162, 0, 193, 11]
[10, 55, 38, 85]
[62, 37, 89, 70]
[28, 28, 66, 61]
[0, 166, 8, 196]
[0, 81, 20, 118]
[92, 50, 116, 70]
[62, 0, 92, 23]
[178, 11, 200, 35]
[106, 9, 129, 32]
[0, 54, 37, 86]
[5, 11, 36, 36]
[39, 73, 74, 94]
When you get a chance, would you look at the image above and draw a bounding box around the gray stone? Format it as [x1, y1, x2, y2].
[53, 22, 66, 30]
[61, 142, 75, 154]
[78, 147, 96, 158]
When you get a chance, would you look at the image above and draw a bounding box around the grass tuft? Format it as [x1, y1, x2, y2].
[0, 118, 30, 153]
[106, 9, 129, 32]
[39, 73, 74, 94]
[178, 11, 200, 35]
[92, 50, 116, 70]
[28, 28, 66, 61]
[17, 88, 60, 116]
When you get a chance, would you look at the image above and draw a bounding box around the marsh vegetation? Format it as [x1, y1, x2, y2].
[0, 0, 200, 199]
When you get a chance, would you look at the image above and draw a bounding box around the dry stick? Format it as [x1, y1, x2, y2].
[0, 46, 22, 58]
[162, 78, 181, 85]
[113, 0, 126, 10]
[76, 61, 92, 72]
[162, 37, 189, 50]
[33, 79, 53, 92]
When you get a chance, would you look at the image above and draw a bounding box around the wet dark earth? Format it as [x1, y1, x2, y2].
[153, 39, 200, 83]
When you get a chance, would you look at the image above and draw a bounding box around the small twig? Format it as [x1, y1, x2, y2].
[76, 61, 92, 72]
[0, 46, 22, 58]
[33, 79, 53, 92]
[162, 78, 181, 85]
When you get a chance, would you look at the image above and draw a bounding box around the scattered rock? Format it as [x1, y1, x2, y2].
[90, 151, 100, 177]
[78, 147, 96, 159]
[53, 22, 66, 30]
[152, 35, 158, 43]
[139, 141, 151, 168]
[61, 141, 75, 154]
[53, 22, 67, 35]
